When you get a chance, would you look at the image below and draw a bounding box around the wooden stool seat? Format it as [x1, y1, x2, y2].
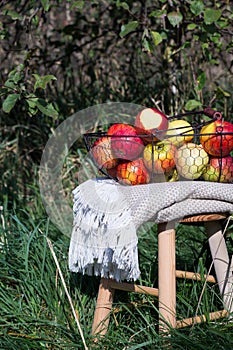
[92, 212, 233, 337]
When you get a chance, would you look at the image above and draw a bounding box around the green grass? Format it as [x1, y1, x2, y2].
[1, 150, 233, 349]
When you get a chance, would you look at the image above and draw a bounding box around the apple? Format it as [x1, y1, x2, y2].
[166, 119, 194, 146]
[166, 168, 179, 182]
[91, 136, 119, 170]
[107, 123, 144, 160]
[200, 120, 233, 157]
[174, 142, 209, 180]
[135, 108, 169, 142]
[143, 141, 176, 174]
[106, 165, 118, 179]
[150, 168, 179, 183]
[116, 158, 150, 185]
[202, 155, 233, 183]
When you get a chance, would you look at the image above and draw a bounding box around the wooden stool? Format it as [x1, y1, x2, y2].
[92, 213, 233, 337]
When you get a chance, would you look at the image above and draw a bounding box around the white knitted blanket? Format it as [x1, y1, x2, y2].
[68, 179, 233, 281]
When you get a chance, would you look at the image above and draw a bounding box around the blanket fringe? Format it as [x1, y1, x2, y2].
[69, 179, 140, 281]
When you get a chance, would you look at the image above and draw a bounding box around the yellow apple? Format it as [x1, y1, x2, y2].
[143, 141, 176, 174]
[166, 119, 194, 146]
[174, 142, 209, 180]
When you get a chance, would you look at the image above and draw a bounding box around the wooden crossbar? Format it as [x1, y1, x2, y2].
[176, 309, 228, 329]
[109, 270, 216, 298]
[176, 270, 216, 283]
[109, 280, 159, 296]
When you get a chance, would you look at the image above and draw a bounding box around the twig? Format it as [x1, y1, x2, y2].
[44, 234, 88, 350]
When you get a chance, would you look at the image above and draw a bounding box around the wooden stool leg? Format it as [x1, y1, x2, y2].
[158, 221, 176, 331]
[206, 221, 233, 313]
[92, 278, 115, 337]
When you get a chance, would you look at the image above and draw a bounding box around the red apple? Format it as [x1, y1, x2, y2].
[107, 123, 144, 160]
[91, 136, 119, 170]
[200, 120, 233, 157]
[143, 141, 176, 174]
[116, 158, 150, 185]
[106, 165, 118, 179]
[135, 108, 169, 142]
[202, 155, 233, 183]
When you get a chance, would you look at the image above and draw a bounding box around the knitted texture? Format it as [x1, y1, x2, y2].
[69, 179, 233, 281]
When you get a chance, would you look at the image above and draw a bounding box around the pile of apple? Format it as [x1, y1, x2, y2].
[90, 108, 233, 185]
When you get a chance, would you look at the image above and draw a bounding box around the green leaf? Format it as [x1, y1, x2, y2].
[202, 42, 209, 50]
[210, 33, 221, 45]
[120, 21, 138, 38]
[187, 23, 197, 30]
[160, 31, 168, 40]
[40, 0, 50, 11]
[26, 97, 38, 115]
[3, 10, 23, 20]
[142, 38, 151, 53]
[190, 0, 204, 16]
[7, 65, 24, 84]
[217, 20, 228, 29]
[2, 94, 20, 113]
[167, 12, 183, 27]
[204, 8, 222, 25]
[35, 99, 58, 117]
[4, 80, 17, 89]
[184, 99, 202, 111]
[26, 96, 38, 108]
[142, 28, 149, 39]
[0, 29, 8, 40]
[71, 1, 85, 10]
[32, 14, 40, 27]
[149, 9, 166, 17]
[151, 31, 163, 46]
[116, 1, 129, 10]
[33, 74, 57, 91]
[13, 72, 23, 84]
[197, 72, 206, 91]
[216, 86, 231, 98]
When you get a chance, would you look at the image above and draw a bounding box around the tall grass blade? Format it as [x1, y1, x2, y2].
[44, 233, 88, 350]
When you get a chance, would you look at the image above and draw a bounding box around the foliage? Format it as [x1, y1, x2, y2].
[1, 0, 233, 116]
[1, 1, 233, 179]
